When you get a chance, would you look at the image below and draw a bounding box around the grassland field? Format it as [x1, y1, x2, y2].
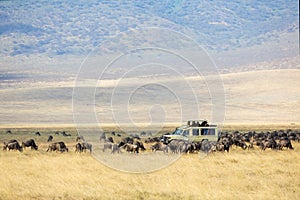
[0, 125, 299, 200]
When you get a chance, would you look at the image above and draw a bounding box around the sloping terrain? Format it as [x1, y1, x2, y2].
[0, 1, 299, 126]
[0, 0, 298, 75]
[0, 69, 299, 126]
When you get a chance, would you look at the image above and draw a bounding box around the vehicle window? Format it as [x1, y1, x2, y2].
[173, 129, 183, 135]
[208, 129, 216, 135]
[192, 129, 199, 136]
[201, 129, 208, 135]
[201, 129, 216, 135]
[183, 130, 188, 136]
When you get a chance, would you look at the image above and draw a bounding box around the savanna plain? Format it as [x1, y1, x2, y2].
[0, 125, 299, 200]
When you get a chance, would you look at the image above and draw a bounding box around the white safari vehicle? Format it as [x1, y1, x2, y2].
[162, 120, 218, 143]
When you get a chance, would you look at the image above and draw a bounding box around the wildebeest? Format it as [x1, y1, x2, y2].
[76, 136, 84, 142]
[6, 130, 12, 134]
[81, 142, 92, 153]
[261, 139, 277, 151]
[111, 143, 121, 154]
[47, 143, 60, 152]
[181, 141, 200, 154]
[278, 139, 293, 150]
[232, 139, 247, 150]
[35, 132, 41, 136]
[135, 141, 146, 151]
[210, 142, 230, 153]
[22, 139, 38, 150]
[3, 139, 18, 150]
[47, 135, 53, 142]
[145, 137, 161, 143]
[75, 143, 82, 153]
[296, 133, 300, 143]
[3, 140, 23, 152]
[103, 141, 123, 154]
[130, 134, 140, 140]
[99, 133, 106, 142]
[102, 143, 113, 152]
[47, 142, 68, 152]
[7, 142, 23, 152]
[61, 131, 71, 137]
[6, 139, 18, 144]
[121, 143, 139, 154]
[201, 140, 215, 153]
[168, 140, 185, 154]
[105, 137, 114, 143]
[122, 137, 133, 144]
[151, 142, 168, 153]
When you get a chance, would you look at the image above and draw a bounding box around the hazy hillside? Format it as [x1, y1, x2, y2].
[0, 1, 299, 126]
[0, 0, 299, 76]
[1, 0, 298, 54]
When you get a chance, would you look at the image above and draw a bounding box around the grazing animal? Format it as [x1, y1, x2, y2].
[151, 142, 168, 153]
[105, 137, 114, 143]
[135, 141, 146, 151]
[145, 137, 161, 143]
[47, 142, 68, 152]
[76, 136, 84, 142]
[234, 140, 248, 150]
[182, 142, 198, 154]
[3, 140, 18, 150]
[75, 143, 82, 153]
[103, 143, 113, 152]
[47, 143, 60, 152]
[295, 132, 300, 142]
[61, 131, 71, 137]
[22, 139, 38, 150]
[122, 143, 139, 154]
[111, 143, 121, 154]
[261, 139, 277, 151]
[223, 141, 230, 152]
[122, 137, 134, 144]
[47, 135, 53, 142]
[35, 132, 41, 136]
[130, 134, 140, 140]
[7, 139, 18, 144]
[201, 140, 214, 153]
[81, 142, 92, 153]
[210, 142, 229, 152]
[58, 141, 68, 152]
[4, 141, 23, 152]
[278, 139, 293, 150]
[6, 130, 12, 134]
[168, 140, 181, 154]
[99, 133, 106, 142]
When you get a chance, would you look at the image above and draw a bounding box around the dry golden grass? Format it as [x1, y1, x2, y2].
[0, 136, 299, 199]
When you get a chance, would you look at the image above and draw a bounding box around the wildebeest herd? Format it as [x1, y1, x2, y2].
[3, 139, 38, 152]
[2, 130, 93, 153]
[2, 129, 299, 155]
[98, 129, 298, 154]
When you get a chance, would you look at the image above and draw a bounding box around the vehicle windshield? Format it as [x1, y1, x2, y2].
[173, 128, 183, 135]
